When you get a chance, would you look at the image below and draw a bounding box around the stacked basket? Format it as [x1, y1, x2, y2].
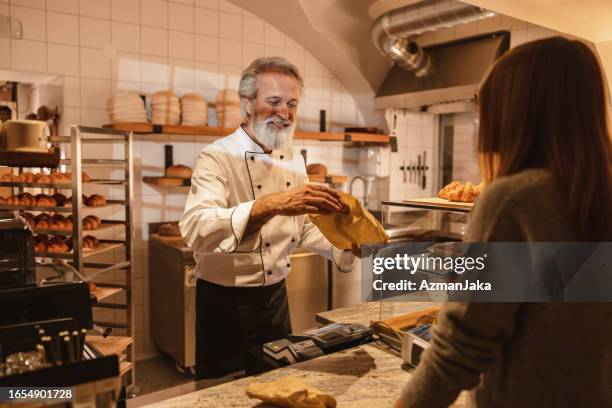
[151, 90, 180, 125]
[180, 93, 208, 126]
[215, 89, 242, 129]
[107, 94, 147, 123]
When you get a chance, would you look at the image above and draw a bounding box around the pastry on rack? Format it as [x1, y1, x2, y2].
[34, 173, 51, 184]
[20, 172, 36, 183]
[34, 235, 48, 253]
[19, 193, 36, 206]
[0, 173, 13, 182]
[50, 214, 68, 231]
[34, 194, 57, 207]
[83, 215, 101, 230]
[64, 215, 74, 231]
[52, 193, 69, 207]
[83, 235, 99, 249]
[33, 213, 53, 230]
[47, 237, 69, 253]
[85, 194, 107, 207]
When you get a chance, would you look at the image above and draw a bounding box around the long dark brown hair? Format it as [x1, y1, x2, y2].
[478, 36, 612, 241]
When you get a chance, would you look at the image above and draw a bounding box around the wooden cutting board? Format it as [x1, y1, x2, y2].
[402, 197, 474, 211]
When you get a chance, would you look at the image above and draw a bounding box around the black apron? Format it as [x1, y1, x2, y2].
[195, 278, 292, 380]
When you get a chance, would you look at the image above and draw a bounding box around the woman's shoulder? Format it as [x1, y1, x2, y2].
[467, 169, 560, 241]
[476, 168, 553, 209]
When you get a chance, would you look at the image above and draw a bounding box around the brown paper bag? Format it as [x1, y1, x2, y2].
[308, 192, 388, 250]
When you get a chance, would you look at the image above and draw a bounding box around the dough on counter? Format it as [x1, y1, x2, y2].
[246, 376, 337, 408]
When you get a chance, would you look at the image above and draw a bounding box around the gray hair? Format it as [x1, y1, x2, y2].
[238, 56, 304, 121]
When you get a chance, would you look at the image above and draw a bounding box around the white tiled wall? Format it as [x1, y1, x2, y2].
[0, 0, 369, 360]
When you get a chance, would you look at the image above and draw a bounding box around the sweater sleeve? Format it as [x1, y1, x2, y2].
[399, 182, 525, 407]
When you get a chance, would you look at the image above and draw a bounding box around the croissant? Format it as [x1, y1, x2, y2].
[438, 181, 461, 200]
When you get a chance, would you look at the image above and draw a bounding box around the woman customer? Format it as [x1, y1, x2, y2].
[395, 36, 612, 407]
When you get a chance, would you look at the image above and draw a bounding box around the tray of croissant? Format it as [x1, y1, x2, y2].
[22, 213, 112, 234]
[402, 181, 485, 212]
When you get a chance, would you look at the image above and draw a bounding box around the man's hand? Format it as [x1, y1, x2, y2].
[255, 184, 347, 217]
[244, 184, 346, 237]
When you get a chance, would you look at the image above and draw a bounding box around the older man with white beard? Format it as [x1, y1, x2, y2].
[180, 57, 358, 380]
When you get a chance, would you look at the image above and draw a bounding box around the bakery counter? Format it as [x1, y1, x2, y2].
[137, 343, 433, 408]
[133, 302, 468, 408]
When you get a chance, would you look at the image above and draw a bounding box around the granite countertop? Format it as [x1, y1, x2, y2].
[316, 301, 441, 326]
[142, 302, 466, 408]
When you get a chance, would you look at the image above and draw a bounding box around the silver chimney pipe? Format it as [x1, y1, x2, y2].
[372, 0, 495, 75]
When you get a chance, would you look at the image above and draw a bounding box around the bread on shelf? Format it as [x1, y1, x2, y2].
[83, 235, 99, 249]
[83, 215, 101, 230]
[158, 222, 181, 237]
[52, 193, 69, 207]
[85, 194, 107, 207]
[306, 163, 327, 176]
[165, 165, 192, 179]
[34, 194, 57, 207]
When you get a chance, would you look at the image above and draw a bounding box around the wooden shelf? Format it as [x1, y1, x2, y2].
[92, 283, 125, 301]
[104, 123, 390, 144]
[86, 335, 132, 357]
[143, 176, 190, 186]
[35, 242, 125, 260]
[120, 361, 133, 376]
[308, 174, 348, 184]
[33, 222, 122, 236]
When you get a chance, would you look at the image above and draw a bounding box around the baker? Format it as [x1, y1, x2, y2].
[180, 57, 359, 380]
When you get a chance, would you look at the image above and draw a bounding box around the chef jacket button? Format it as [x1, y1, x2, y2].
[291, 237, 295, 243]
[267, 270, 272, 275]
[257, 185, 262, 189]
[250, 156, 255, 161]
[280, 155, 284, 160]
[286, 263, 291, 268]
[286, 181, 291, 187]
[265, 242, 270, 247]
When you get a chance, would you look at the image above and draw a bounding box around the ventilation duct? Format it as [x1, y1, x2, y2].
[372, 0, 496, 75]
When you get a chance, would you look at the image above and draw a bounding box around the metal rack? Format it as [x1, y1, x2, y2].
[0, 125, 135, 388]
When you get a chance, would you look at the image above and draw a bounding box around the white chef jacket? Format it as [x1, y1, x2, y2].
[180, 126, 356, 287]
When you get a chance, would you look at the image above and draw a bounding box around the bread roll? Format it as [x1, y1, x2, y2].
[19, 193, 36, 206]
[165, 165, 192, 178]
[83, 235, 99, 249]
[158, 222, 181, 237]
[34, 213, 53, 230]
[35, 174, 51, 184]
[35, 194, 57, 207]
[83, 215, 100, 230]
[306, 163, 327, 176]
[47, 237, 69, 253]
[85, 194, 107, 207]
[0, 173, 13, 182]
[52, 193, 68, 207]
[21, 172, 35, 183]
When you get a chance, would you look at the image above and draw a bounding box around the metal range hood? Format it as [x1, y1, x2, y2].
[375, 31, 510, 111]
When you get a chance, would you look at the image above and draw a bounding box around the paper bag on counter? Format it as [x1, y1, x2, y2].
[308, 192, 388, 250]
[245, 375, 336, 408]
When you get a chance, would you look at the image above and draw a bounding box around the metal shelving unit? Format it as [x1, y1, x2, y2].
[0, 125, 135, 389]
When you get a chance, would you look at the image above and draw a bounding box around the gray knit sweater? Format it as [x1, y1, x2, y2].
[400, 168, 612, 407]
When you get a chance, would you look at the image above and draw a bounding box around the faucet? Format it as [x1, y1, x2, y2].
[350, 176, 369, 209]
